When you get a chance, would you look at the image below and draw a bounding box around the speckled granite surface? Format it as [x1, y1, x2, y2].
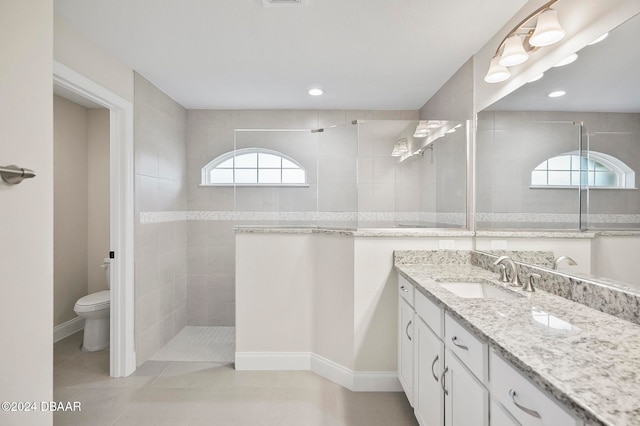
[394, 252, 640, 426]
[475, 230, 597, 239]
[473, 251, 640, 326]
[234, 226, 474, 237]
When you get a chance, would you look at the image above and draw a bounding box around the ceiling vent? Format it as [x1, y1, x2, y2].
[261, 0, 305, 7]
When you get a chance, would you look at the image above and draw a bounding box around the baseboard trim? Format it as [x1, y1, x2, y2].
[235, 351, 401, 392]
[235, 352, 312, 371]
[54, 316, 85, 343]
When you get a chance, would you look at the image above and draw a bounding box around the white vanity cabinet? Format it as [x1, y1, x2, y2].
[414, 315, 444, 425]
[398, 274, 587, 426]
[399, 275, 488, 426]
[490, 351, 581, 426]
[398, 276, 416, 403]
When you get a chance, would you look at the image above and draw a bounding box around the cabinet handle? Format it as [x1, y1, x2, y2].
[509, 389, 541, 419]
[451, 336, 469, 351]
[406, 320, 412, 341]
[400, 285, 409, 292]
[431, 355, 439, 382]
[440, 367, 449, 395]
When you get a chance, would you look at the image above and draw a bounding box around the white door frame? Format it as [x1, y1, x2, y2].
[53, 62, 136, 377]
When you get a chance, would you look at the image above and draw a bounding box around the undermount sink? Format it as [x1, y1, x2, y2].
[438, 281, 519, 300]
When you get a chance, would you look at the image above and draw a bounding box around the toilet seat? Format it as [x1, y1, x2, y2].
[74, 290, 110, 312]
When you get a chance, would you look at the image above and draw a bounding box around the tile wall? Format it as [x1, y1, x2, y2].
[134, 73, 188, 364]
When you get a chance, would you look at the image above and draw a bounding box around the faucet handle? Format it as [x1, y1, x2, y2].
[497, 264, 508, 282]
[522, 273, 540, 292]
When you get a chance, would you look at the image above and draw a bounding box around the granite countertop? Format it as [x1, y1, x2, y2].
[475, 230, 597, 238]
[394, 259, 640, 426]
[234, 226, 474, 237]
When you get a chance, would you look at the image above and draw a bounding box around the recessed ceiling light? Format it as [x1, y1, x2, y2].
[548, 90, 566, 98]
[528, 73, 544, 83]
[588, 32, 609, 45]
[308, 88, 323, 96]
[553, 53, 578, 67]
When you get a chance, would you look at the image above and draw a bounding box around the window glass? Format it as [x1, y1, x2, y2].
[258, 169, 281, 184]
[282, 169, 306, 184]
[235, 169, 257, 184]
[202, 148, 307, 186]
[531, 151, 633, 189]
[235, 153, 257, 168]
[258, 153, 281, 168]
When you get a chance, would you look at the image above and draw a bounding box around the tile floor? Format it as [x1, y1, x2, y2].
[54, 332, 418, 426]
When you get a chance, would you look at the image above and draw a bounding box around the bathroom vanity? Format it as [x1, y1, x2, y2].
[394, 250, 640, 426]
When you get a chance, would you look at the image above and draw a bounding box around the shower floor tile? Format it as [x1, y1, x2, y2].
[150, 326, 235, 363]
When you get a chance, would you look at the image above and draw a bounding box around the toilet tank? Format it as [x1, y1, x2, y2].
[103, 258, 111, 289]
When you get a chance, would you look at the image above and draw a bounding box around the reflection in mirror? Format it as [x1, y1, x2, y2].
[477, 12, 640, 231]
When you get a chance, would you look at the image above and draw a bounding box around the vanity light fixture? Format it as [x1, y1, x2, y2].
[499, 35, 529, 66]
[548, 90, 566, 97]
[308, 88, 323, 96]
[553, 53, 578, 67]
[588, 32, 609, 45]
[414, 120, 442, 137]
[528, 73, 544, 83]
[484, 0, 565, 84]
[391, 138, 409, 157]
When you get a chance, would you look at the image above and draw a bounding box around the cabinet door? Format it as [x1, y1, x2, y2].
[444, 351, 489, 426]
[398, 297, 415, 404]
[414, 317, 444, 426]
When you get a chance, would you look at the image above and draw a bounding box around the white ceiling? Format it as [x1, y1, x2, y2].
[54, 0, 526, 110]
[488, 12, 640, 112]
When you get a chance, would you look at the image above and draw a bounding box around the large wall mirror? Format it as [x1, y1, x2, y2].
[476, 12, 640, 231]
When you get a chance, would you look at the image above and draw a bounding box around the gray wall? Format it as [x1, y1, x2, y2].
[134, 73, 188, 364]
[477, 110, 640, 229]
[53, 96, 110, 327]
[54, 96, 88, 327]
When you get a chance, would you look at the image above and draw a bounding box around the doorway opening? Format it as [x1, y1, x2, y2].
[53, 61, 135, 377]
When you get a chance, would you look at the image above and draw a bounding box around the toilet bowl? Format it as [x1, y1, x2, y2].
[74, 258, 111, 352]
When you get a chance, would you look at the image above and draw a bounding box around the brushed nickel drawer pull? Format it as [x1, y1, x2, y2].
[440, 367, 449, 395]
[431, 355, 439, 382]
[400, 285, 409, 292]
[509, 389, 541, 419]
[406, 320, 412, 341]
[451, 336, 469, 351]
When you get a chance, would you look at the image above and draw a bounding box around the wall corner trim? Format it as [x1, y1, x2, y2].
[235, 351, 402, 392]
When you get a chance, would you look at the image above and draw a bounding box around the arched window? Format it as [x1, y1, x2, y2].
[201, 148, 308, 186]
[531, 151, 635, 188]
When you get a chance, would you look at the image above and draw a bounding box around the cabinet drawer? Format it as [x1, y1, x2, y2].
[415, 290, 442, 338]
[445, 313, 487, 383]
[399, 275, 415, 306]
[490, 351, 580, 426]
[491, 400, 520, 426]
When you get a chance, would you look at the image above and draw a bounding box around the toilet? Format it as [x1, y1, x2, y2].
[74, 258, 111, 352]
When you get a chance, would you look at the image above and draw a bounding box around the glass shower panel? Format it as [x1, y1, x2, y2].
[233, 129, 319, 227]
[317, 124, 358, 228]
[586, 130, 640, 230]
[476, 112, 582, 230]
[357, 120, 412, 227]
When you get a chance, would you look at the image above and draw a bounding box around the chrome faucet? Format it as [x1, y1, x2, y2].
[493, 256, 523, 287]
[553, 256, 577, 270]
